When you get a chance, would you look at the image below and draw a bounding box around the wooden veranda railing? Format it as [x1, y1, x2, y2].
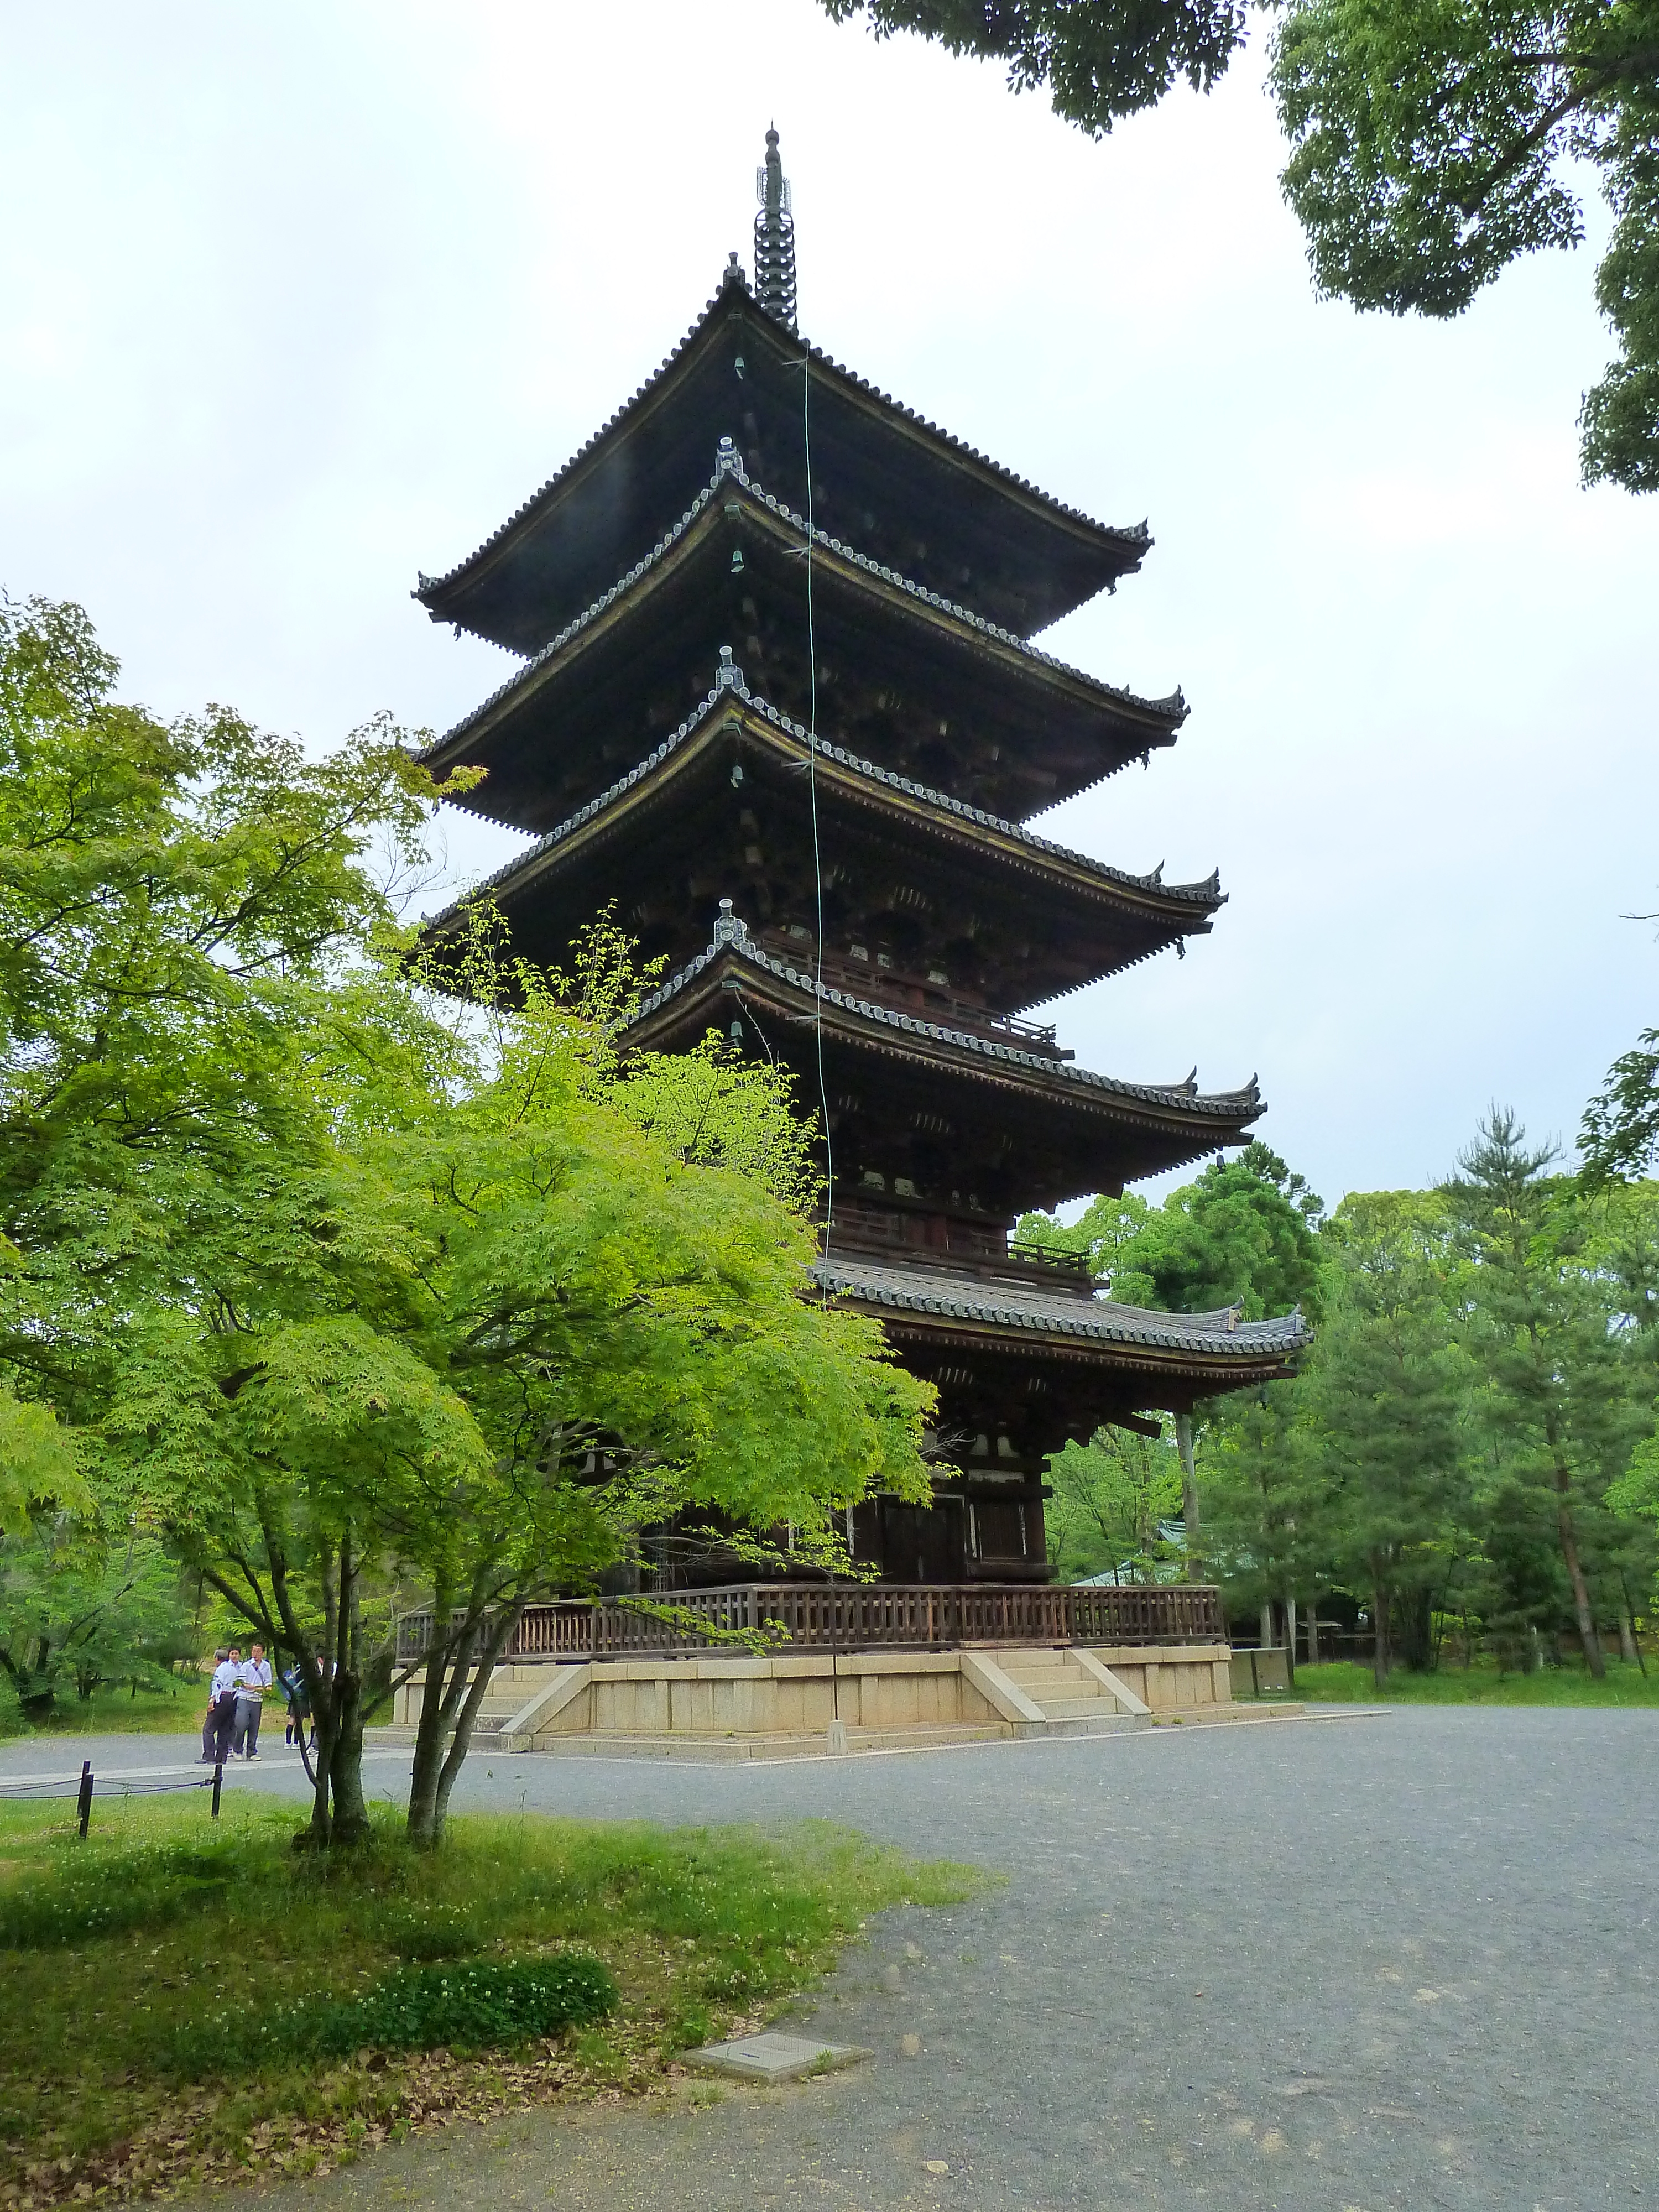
[394, 1582, 1224, 1665]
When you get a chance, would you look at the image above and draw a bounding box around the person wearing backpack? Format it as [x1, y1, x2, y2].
[203, 1645, 240, 1764]
[280, 1661, 314, 1752]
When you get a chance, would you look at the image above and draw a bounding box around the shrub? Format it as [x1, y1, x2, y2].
[173, 1953, 617, 2074]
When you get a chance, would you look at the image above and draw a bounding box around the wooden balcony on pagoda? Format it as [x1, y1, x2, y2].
[828, 1193, 1093, 1294]
[395, 1580, 1224, 1666]
[758, 934, 1076, 1060]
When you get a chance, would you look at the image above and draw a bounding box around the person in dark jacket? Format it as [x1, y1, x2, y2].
[204, 1645, 240, 1764]
[199, 1647, 230, 1761]
[280, 1663, 314, 1751]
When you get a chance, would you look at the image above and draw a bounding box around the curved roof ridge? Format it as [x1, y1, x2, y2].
[627, 904, 1262, 1117]
[416, 452, 1185, 773]
[416, 474, 726, 762]
[415, 276, 735, 603]
[809, 1254, 1309, 1355]
[726, 452, 1184, 720]
[421, 673, 1222, 933]
[414, 269, 1147, 606]
[421, 676, 731, 930]
[734, 685, 1218, 905]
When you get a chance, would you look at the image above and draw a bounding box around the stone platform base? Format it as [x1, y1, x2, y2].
[391, 1642, 1243, 1752]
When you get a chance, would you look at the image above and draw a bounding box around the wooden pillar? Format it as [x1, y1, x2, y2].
[1176, 1411, 1201, 1582]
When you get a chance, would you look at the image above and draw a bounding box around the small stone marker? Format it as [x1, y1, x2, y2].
[689, 2031, 872, 2082]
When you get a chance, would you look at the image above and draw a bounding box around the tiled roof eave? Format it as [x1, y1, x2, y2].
[420, 677, 1224, 933]
[414, 453, 1186, 771]
[810, 1257, 1310, 1358]
[622, 910, 1261, 1120]
[414, 275, 1147, 608]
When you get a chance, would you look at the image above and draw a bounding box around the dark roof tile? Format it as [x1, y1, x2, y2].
[813, 1254, 1310, 1356]
[421, 671, 1222, 930]
[415, 447, 1183, 772]
[624, 904, 1261, 1118]
[415, 270, 1146, 606]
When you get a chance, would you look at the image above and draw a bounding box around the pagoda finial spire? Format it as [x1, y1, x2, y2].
[753, 125, 797, 331]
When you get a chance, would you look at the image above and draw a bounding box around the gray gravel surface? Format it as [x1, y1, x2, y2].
[7, 1708, 1655, 2209]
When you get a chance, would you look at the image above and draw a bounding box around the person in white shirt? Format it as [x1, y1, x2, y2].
[231, 1642, 273, 1760]
[205, 1645, 241, 1764]
[200, 1648, 231, 1762]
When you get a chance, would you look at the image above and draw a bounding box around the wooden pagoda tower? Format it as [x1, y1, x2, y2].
[417, 132, 1308, 1587]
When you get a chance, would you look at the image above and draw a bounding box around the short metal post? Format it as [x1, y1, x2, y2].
[76, 1761, 93, 1839]
[211, 1760, 222, 1819]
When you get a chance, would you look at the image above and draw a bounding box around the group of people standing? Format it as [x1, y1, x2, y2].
[198, 1641, 311, 1764]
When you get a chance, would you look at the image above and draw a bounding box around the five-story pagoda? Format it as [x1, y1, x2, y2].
[418, 132, 1308, 1587]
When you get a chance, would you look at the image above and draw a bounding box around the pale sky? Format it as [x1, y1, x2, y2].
[4, 1, 1655, 1208]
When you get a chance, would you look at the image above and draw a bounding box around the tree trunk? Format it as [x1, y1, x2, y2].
[327, 1551, 371, 1844]
[406, 1688, 447, 1851]
[1397, 1586, 1433, 1672]
[1176, 1412, 1202, 1582]
[429, 1606, 520, 1846]
[1259, 1600, 1274, 1652]
[329, 1666, 369, 1841]
[407, 1595, 521, 1850]
[1371, 1581, 1390, 1688]
[1285, 1594, 1297, 1687]
[1305, 1599, 1319, 1667]
[305, 1703, 337, 1846]
[1550, 1466, 1605, 1678]
[1618, 1613, 1638, 1665]
[407, 1578, 456, 1851]
[1620, 1573, 1647, 1676]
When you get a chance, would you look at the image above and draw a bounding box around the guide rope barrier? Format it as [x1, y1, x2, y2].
[0, 1758, 228, 1832]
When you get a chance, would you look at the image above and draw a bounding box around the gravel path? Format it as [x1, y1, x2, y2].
[8, 1709, 1655, 2209]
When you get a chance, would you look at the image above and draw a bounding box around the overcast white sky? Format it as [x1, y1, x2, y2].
[4, 1, 1655, 1207]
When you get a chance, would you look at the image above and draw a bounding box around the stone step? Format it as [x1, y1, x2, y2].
[999, 1665, 1093, 1691]
[1035, 1695, 1121, 1720]
[1040, 1712, 1143, 1737]
[998, 1663, 1099, 1688]
[523, 1723, 1011, 1760]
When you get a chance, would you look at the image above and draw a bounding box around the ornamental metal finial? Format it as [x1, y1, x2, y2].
[753, 126, 797, 331]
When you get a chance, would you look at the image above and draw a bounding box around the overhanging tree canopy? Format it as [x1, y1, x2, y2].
[821, 0, 1659, 491]
[2, 595, 935, 1845]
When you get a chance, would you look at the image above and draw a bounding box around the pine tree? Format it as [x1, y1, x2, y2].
[1305, 1191, 1473, 1683]
[1445, 1111, 1640, 1679]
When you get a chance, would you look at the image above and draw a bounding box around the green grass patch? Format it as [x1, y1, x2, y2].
[0, 1681, 201, 1740]
[0, 1793, 987, 2207]
[173, 1954, 619, 2070]
[1290, 1656, 1659, 1706]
